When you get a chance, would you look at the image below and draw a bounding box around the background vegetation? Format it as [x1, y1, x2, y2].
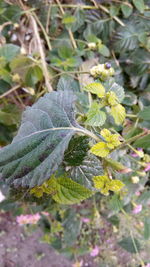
[0, 0, 150, 266]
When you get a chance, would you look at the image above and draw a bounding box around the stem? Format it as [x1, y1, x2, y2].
[90, 0, 125, 27]
[30, 15, 53, 92]
[0, 84, 20, 99]
[55, 0, 77, 49]
[33, 12, 52, 51]
[119, 130, 150, 149]
[121, 208, 145, 267]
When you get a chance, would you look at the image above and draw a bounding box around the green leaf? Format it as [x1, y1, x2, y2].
[0, 80, 11, 94]
[70, 154, 103, 189]
[10, 55, 34, 79]
[109, 194, 123, 214]
[0, 44, 20, 62]
[134, 134, 150, 149]
[0, 69, 12, 84]
[121, 3, 133, 18]
[93, 175, 124, 195]
[58, 46, 74, 59]
[111, 104, 126, 125]
[118, 237, 141, 253]
[108, 82, 125, 103]
[86, 102, 106, 126]
[144, 217, 150, 240]
[138, 106, 150, 121]
[62, 15, 76, 25]
[64, 136, 89, 166]
[25, 65, 43, 87]
[63, 210, 81, 246]
[49, 175, 93, 204]
[114, 22, 139, 51]
[84, 82, 105, 98]
[132, 0, 145, 13]
[137, 191, 150, 205]
[110, 5, 120, 16]
[57, 75, 79, 92]
[0, 91, 83, 188]
[91, 141, 110, 158]
[104, 158, 129, 172]
[98, 44, 110, 57]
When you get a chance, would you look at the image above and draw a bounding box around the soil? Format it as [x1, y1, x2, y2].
[0, 212, 72, 267]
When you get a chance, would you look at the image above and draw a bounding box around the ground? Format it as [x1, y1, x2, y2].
[0, 212, 72, 267]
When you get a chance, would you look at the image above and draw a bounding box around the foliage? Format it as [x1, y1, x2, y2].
[0, 0, 150, 265]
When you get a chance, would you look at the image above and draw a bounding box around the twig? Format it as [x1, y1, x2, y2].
[33, 12, 52, 51]
[0, 84, 20, 99]
[91, 0, 125, 27]
[55, 0, 77, 49]
[30, 15, 53, 92]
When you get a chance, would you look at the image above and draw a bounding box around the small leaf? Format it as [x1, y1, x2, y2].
[98, 44, 110, 57]
[93, 175, 110, 195]
[48, 175, 93, 204]
[86, 102, 106, 126]
[121, 3, 133, 18]
[0, 44, 20, 62]
[132, 0, 145, 13]
[138, 106, 150, 121]
[58, 46, 74, 59]
[25, 65, 43, 87]
[93, 175, 124, 195]
[118, 237, 141, 253]
[144, 217, 150, 240]
[111, 104, 126, 125]
[134, 134, 150, 149]
[90, 142, 110, 158]
[108, 82, 125, 103]
[84, 82, 105, 98]
[110, 5, 120, 16]
[62, 15, 76, 25]
[10, 55, 34, 80]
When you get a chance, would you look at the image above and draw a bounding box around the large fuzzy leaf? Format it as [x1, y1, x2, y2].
[114, 21, 139, 52]
[70, 154, 103, 189]
[0, 91, 83, 188]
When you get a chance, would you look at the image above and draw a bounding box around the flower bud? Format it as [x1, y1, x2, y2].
[131, 176, 139, 184]
[88, 42, 97, 50]
[12, 73, 21, 83]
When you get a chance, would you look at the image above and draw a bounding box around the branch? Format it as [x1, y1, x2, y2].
[30, 15, 53, 92]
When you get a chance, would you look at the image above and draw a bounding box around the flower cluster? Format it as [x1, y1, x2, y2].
[16, 212, 49, 226]
[16, 213, 41, 225]
[90, 63, 115, 80]
[91, 129, 120, 158]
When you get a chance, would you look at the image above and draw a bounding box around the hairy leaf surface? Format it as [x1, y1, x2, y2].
[0, 91, 82, 188]
[70, 154, 103, 189]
